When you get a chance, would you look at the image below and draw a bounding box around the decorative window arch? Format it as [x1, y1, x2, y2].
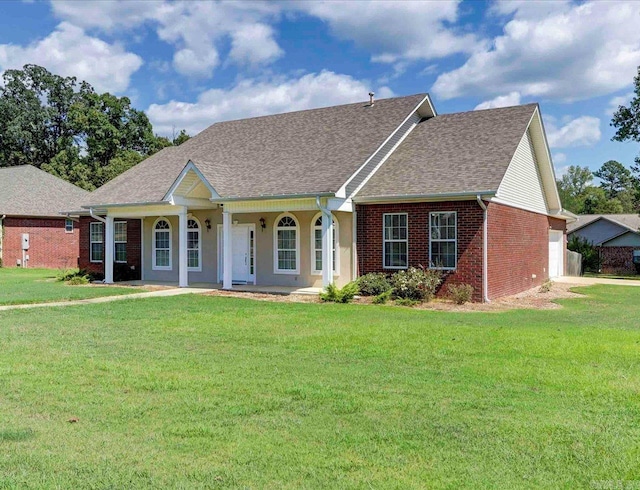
[153, 218, 172, 270]
[187, 217, 202, 272]
[311, 212, 339, 275]
[273, 213, 300, 274]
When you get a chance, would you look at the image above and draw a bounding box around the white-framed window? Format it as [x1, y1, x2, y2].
[65, 219, 74, 233]
[274, 213, 299, 274]
[311, 213, 339, 275]
[383, 213, 408, 269]
[90, 222, 103, 263]
[153, 218, 172, 270]
[429, 211, 457, 270]
[114, 221, 127, 263]
[187, 218, 201, 272]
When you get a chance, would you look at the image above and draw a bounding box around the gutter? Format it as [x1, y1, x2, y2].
[89, 208, 106, 224]
[212, 192, 334, 203]
[82, 201, 168, 210]
[354, 190, 497, 204]
[476, 195, 490, 303]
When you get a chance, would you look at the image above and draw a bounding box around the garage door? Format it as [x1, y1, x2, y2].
[549, 231, 564, 278]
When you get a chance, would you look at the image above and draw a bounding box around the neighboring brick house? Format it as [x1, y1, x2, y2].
[70, 93, 571, 301]
[0, 165, 88, 269]
[568, 214, 640, 274]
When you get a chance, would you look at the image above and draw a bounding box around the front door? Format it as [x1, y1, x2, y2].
[218, 224, 255, 284]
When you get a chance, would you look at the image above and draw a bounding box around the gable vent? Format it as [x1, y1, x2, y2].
[345, 112, 422, 198]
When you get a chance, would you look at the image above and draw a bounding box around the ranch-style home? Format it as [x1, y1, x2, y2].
[69, 93, 571, 302]
[0, 165, 88, 269]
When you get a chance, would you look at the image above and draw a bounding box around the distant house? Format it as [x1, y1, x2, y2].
[568, 214, 640, 274]
[0, 165, 88, 268]
[69, 94, 572, 301]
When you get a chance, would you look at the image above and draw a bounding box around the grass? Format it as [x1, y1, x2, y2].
[0, 286, 639, 488]
[584, 272, 640, 281]
[0, 268, 142, 305]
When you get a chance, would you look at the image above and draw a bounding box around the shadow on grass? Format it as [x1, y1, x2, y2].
[0, 429, 35, 442]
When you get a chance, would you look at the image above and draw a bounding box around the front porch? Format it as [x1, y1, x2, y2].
[119, 280, 323, 296]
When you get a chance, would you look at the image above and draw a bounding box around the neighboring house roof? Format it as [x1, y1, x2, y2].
[567, 214, 640, 235]
[356, 104, 537, 198]
[0, 165, 89, 217]
[84, 94, 427, 206]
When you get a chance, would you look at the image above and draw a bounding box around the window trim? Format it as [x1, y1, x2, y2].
[114, 221, 127, 264]
[310, 212, 339, 276]
[382, 212, 408, 270]
[429, 211, 457, 271]
[273, 212, 300, 275]
[65, 218, 74, 233]
[152, 217, 172, 271]
[187, 217, 202, 272]
[89, 221, 104, 263]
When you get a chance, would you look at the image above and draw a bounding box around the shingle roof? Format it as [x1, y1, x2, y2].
[567, 214, 640, 234]
[0, 165, 89, 217]
[356, 104, 537, 198]
[84, 94, 426, 206]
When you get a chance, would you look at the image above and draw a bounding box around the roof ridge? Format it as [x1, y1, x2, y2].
[437, 103, 538, 118]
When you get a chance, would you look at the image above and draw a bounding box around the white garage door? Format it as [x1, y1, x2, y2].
[549, 231, 564, 278]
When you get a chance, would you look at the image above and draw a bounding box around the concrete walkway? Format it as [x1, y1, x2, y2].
[554, 276, 640, 287]
[0, 287, 215, 312]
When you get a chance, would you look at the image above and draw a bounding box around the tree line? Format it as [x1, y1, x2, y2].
[558, 66, 640, 215]
[0, 64, 189, 191]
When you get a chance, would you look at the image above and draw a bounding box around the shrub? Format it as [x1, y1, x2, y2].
[357, 273, 392, 296]
[320, 281, 359, 303]
[395, 298, 420, 307]
[447, 283, 474, 305]
[391, 266, 441, 302]
[539, 280, 553, 293]
[568, 235, 600, 273]
[66, 275, 90, 285]
[372, 290, 392, 304]
[57, 268, 80, 282]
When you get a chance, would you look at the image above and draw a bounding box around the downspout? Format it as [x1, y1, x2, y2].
[89, 208, 106, 224]
[0, 215, 5, 267]
[476, 196, 490, 303]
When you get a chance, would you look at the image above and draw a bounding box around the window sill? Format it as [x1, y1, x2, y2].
[274, 269, 299, 275]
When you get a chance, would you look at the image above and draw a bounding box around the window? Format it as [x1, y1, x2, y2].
[311, 213, 338, 275]
[90, 222, 103, 263]
[65, 219, 74, 233]
[274, 214, 299, 274]
[153, 218, 172, 270]
[633, 250, 640, 265]
[187, 218, 201, 271]
[383, 213, 408, 269]
[114, 221, 127, 263]
[430, 212, 457, 270]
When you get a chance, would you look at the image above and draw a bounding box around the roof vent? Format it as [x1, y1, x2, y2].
[368, 92, 375, 106]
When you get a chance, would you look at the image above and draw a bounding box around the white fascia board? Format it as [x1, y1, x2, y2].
[163, 160, 220, 201]
[337, 93, 434, 199]
[354, 190, 497, 204]
[326, 197, 353, 212]
[530, 107, 562, 212]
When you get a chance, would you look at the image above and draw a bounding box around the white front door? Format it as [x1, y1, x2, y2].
[218, 224, 255, 284]
[549, 231, 564, 278]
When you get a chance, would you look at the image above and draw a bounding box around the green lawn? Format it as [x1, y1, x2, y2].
[0, 286, 639, 488]
[585, 272, 640, 281]
[0, 268, 142, 305]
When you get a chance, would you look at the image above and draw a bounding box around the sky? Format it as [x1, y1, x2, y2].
[0, 0, 639, 178]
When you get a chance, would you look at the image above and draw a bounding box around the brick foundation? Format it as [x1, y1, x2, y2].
[597, 246, 639, 274]
[1, 217, 79, 269]
[79, 217, 142, 280]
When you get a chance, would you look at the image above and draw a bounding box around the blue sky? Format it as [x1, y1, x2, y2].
[1, 0, 639, 177]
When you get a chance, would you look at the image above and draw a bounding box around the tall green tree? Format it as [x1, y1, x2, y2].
[556, 165, 593, 213]
[593, 160, 634, 199]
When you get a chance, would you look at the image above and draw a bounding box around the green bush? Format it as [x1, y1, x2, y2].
[395, 298, 420, 307]
[320, 282, 360, 303]
[391, 266, 441, 302]
[357, 273, 392, 296]
[372, 290, 392, 304]
[56, 268, 80, 282]
[539, 280, 553, 293]
[447, 283, 474, 304]
[66, 275, 90, 285]
[568, 235, 600, 273]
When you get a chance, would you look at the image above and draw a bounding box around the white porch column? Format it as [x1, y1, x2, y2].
[104, 216, 114, 284]
[322, 210, 334, 287]
[178, 208, 189, 288]
[222, 211, 233, 290]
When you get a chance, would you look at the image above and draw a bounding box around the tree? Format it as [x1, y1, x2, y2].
[172, 129, 191, 146]
[611, 66, 640, 161]
[557, 165, 593, 213]
[582, 187, 624, 214]
[593, 160, 634, 199]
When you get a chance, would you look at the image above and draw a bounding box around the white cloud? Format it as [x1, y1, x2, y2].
[553, 152, 567, 164]
[147, 70, 394, 136]
[474, 91, 521, 110]
[297, 1, 480, 63]
[229, 23, 283, 66]
[433, 1, 640, 101]
[0, 22, 142, 93]
[606, 92, 634, 117]
[555, 165, 570, 178]
[545, 116, 601, 149]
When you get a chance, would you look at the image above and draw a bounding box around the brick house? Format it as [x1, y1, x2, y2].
[0, 165, 88, 269]
[70, 94, 572, 301]
[568, 214, 640, 274]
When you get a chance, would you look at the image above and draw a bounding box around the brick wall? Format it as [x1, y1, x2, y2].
[78, 216, 142, 280]
[597, 246, 639, 274]
[2, 217, 79, 269]
[487, 203, 566, 298]
[356, 201, 485, 301]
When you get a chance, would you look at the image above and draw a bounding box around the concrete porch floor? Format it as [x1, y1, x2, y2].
[119, 280, 322, 296]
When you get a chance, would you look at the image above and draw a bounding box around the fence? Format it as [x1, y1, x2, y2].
[566, 250, 582, 276]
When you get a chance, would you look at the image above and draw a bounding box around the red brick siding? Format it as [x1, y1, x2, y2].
[487, 203, 566, 299]
[78, 217, 142, 280]
[2, 217, 79, 269]
[356, 201, 485, 301]
[597, 246, 639, 274]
